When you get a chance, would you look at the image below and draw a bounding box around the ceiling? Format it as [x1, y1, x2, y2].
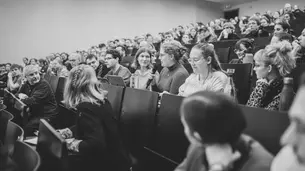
[205, 0, 258, 6]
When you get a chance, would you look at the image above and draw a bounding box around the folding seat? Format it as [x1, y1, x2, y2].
[221, 63, 253, 104]
[12, 141, 41, 171]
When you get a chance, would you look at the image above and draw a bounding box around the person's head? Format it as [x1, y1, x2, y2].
[5, 63, 11, 72]
[29, 58, 38, 65]
[274, 19, 290, 35]
[38, 58, 47, 67]
[298, 28, 305, 48]
[60, 53, 69, 61]
[270, 32, 293, 44]
[86, 54, 100, 70]
[146, 34, 154, 44]
[234, 38, 254, 59]
[253, 40, 296, 80]
[105, 49, 121, 69]
[248, 16, 260, 31]
[160, 42, 183, 67]
[197, 27, 211, 41]
[125, 39, 132, 47]
[10, 64, 23, 76]
[139, 41, 155, 50]
[280, 85, 305, 164]
[132, 47, 153, 70]
[63, 64, 106, 109]
[188, 43, 222, 74]
[22, 57, 29, 65]
[180, 91, 246, 146]
[68, 53, 81, 68]
[0, 64, 5, 73]
[190, 28, 197, 37]
[107, 40, 116, 48]
[23, 65, 40, 85]
[164, 31, 174, 43]
[284, 3, 292, 13]
[223, 22, 235, 34]
[273, 11, 280, 19]
[182, 33, 190, 44]
[283, 13, 292, 22]
[116, 45, 127, 57]
[260, 17, 270, 27]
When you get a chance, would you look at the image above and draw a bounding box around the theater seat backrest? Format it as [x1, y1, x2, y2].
[104, 84, 125, 120]
[221, 63, 253, 104]
[240, 105, 289, 155]
[13, 141, 41, 171]
[151, 94, 188, 164]
[215, 47, 230, 63]
[120, 88, 159, 156]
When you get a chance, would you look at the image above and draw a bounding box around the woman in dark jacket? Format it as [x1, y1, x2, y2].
[176, 91, 273, 171]
[247, 41, 296, 110]
[60, 64, 131, 171]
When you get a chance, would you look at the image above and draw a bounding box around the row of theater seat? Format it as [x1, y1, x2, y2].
[1, 105, 41, 171]
[48, 81, 289, 171]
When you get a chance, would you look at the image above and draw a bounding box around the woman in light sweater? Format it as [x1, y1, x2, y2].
[178, 43, 233, 97]
[130, 47, 159, 90]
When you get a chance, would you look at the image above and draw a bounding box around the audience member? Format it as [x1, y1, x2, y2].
[217, 22, 240, 41]
[104, 49, 131, 85]
[17, 65, 58, 136]
[247, 41, 296, 110]
[230, 38, 255, 64]
[292, 28, 305, 64]
[179, 43, 233, 97]
[61, 64, 131, 171]
[244, 17, 270, 38]
[271, 84, 305, 171]
[197, 27, 217, 43]
[85, 54, 109, 79]
[0, 64, 8, 89]
[154, 42, 189, 94]
[130, 47, 159, 90]
[175, 91, 273, 171]
[7, 64, 23, 93]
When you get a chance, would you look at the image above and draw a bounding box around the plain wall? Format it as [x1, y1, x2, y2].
[0, 0, 222, 64]
[228, 0, 305, 17]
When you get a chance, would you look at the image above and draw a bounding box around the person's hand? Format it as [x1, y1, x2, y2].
[292, 40, 301, 51]
[57, 128, 73, 139]
[206, 144, 241, 170]
[67, 139, 82, 152]
[222, 29, 229, 38]
[8, 72, 13, 78]
[18, 93, 28, 100]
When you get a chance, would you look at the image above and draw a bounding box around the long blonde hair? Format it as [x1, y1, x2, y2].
[63, 64, 106, 109]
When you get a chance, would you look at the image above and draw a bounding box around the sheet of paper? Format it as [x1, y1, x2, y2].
[24, 137, 38, 145]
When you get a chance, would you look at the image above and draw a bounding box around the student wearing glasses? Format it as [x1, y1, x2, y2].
[178, 43, 233, 97]
[217, 22, 240, 41]
[247, 40, 296, 111]
[104, 49, 131, 85]
[230, 38, 254, 64]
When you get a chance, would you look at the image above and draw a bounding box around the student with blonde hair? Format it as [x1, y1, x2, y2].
[60, 64, 131, 171]
[247, 40, 296, 110]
